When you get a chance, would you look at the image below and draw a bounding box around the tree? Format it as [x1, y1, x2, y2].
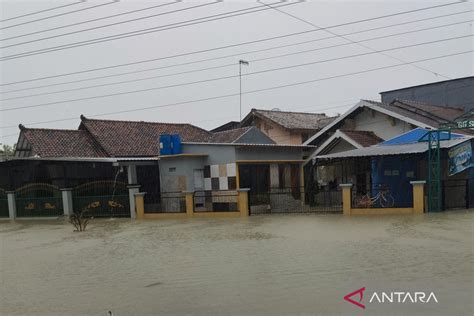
[0, 144, 16, 159]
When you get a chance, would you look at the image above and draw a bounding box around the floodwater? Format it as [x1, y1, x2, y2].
[0, 212, 472, 316]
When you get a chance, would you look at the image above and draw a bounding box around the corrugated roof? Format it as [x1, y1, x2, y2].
[20, 128, 108, 158]
[242, 108, 336, 131]
[317, 137, 471, 160]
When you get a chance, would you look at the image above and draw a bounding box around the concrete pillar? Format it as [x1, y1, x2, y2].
[134, 192, 146, 219]
[410, 181, 426, 214]
[340, 184, 353, 215]
[238, 188, 250, 216]
[128, 185, 140, 219]
[60, 188, 73, 216]
[184, 191, 194, 217]
[300, 164, 305, 205]
[127, 165, 137, 184]
[6, 191, 16, 220]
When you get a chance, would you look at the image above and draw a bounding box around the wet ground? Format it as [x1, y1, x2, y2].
[0, 211, 472, 315]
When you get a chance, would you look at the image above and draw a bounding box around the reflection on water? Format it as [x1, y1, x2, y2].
[0, 212, 472, 315]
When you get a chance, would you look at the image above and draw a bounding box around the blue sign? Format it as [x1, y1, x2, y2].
[448, 141, 473, 176]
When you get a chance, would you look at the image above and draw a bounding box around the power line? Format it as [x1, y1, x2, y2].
[0, 1, 465, 86]
[2, 33, 471, 102]
[0, 1, 119, 31]
[0, 0, 221, 49]
[0, 1, 463, 62]
[258, 0, 454, 79]
[0, 0, 299, 61]
[1, 48, 471, 113]
[0, 1, 84, 23]
[0, 1, 181, 42]
[0, 50, 471, 139]
[3, 13, 472, 95]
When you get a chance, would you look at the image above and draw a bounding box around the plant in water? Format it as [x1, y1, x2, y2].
[69, 209, 92, 232]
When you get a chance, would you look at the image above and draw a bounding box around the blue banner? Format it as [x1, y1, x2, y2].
[448, 141, 473, 176]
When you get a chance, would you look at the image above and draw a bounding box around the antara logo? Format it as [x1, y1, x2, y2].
[344, 288, 438, 309]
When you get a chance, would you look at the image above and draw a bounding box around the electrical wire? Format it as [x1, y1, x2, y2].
[1, 1, 465, 86]
[0, 1, 84, 23]
[1, 49, 471, 114]
[0, 0, 299, 61]
[3, 13, 472, 95]
[0, 1, 181, 42]
[0, 1, 119, 31]
[2, 33, 471, 102]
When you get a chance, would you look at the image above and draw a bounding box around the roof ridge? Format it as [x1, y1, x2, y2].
[21, 126, 84, 132]
[80, 115, 212, 132]
[252, 108, 328, 116]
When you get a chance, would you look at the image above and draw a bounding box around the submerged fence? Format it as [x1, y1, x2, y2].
[194, 190, 239, 212]
[15, 183, 63, 217]
[145, 191, 186, 213]
[249, 187, 342, 214]
[72, 181, 130, 217]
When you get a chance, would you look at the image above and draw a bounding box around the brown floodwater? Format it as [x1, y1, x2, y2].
[0, 212, 473, 315]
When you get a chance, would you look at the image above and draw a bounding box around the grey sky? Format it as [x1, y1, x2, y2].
[0, 0, 473, 145]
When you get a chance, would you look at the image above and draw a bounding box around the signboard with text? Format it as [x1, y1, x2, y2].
[448, 141, 473, 176]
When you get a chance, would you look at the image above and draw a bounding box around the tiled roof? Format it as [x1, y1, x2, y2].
[210, 121, 241, 132]
[340, 130, 383, 147]
[363, 99, 465, 128]
[79, 116, 212, 157]
[21, 128, 107, 158]
[242, 108, 335, 131]
[208, 127, 253, 143]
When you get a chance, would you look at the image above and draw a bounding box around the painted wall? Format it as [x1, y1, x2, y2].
[159, 156, 206, 192]
[342, 107, 415, 141]
[236, 127, 275, 144]
[235, 146, 303, 161]
[381, 77, 474, 111]
[253, 118, 304, 144]
[327, 139, 357, 154]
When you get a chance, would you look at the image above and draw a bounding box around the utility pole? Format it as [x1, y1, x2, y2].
[239, 59, 249, 122]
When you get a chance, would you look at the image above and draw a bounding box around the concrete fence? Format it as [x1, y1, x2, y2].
[340, 181, 425, 215]
[134, 189, 250, 219]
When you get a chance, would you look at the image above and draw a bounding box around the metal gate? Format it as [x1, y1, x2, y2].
[72, 181, 130, 217]
[15, 183, 63, 217]
[249, 187, 342, 215]
[442, 179, 469, 210]
[0, 189, 9, 217]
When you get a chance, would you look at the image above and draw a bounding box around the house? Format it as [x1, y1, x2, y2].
[380, 76, 474, 111]
[314, 128, 474, 211]
[1, 115, 315, 217]
[240, 108, 335, 144]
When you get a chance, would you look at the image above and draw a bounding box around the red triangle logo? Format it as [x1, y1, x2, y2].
[344, 287, 366, 309]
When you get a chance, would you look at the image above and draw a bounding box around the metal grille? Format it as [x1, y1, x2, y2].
[351, 183, 404, 209]
[72, 181, 130, 217]
[194, 190, 239, 212]
[249, 187, 342, 214]
[15, 183, 63, 217]
[145, 192, 186, 213]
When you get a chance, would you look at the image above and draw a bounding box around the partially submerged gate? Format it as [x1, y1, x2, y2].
[72, 181, 130, 217]
[15, 183, 63, 217]
[0, 188, 9, 217]
[249, 187, 342, 214]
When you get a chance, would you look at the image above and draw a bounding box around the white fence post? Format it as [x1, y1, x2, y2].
[128, 185, 141, 219]
[61, 188, 73, 216]
[6, 191, 16, 220]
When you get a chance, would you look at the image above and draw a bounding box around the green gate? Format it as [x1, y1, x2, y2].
[0, 189, 9, 217]
[72, 181, 130, 217]
[15, 183, 63, 217]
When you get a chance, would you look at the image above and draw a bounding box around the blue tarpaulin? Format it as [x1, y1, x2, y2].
[380, 128, 465, 146]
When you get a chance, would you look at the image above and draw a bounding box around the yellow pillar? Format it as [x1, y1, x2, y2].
[410, 181, 426, 214]
[238, 188, 250, 216]
[134, 192, 146, 219]
[184, 191, 194, 217]
[340, 184, 352, 215]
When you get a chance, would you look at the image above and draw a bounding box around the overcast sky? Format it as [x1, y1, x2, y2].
[0, 0, 473, 145]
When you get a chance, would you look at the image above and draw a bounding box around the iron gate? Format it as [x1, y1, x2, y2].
[15, 183, 63, 217]
[442, 179, 469, 210]
[72, 181, 130, 217]
[249, 187, 342, 215]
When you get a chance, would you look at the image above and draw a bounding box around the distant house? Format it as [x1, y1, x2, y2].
[380, 76, 474, 111]
[240, 108, 335, 144]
